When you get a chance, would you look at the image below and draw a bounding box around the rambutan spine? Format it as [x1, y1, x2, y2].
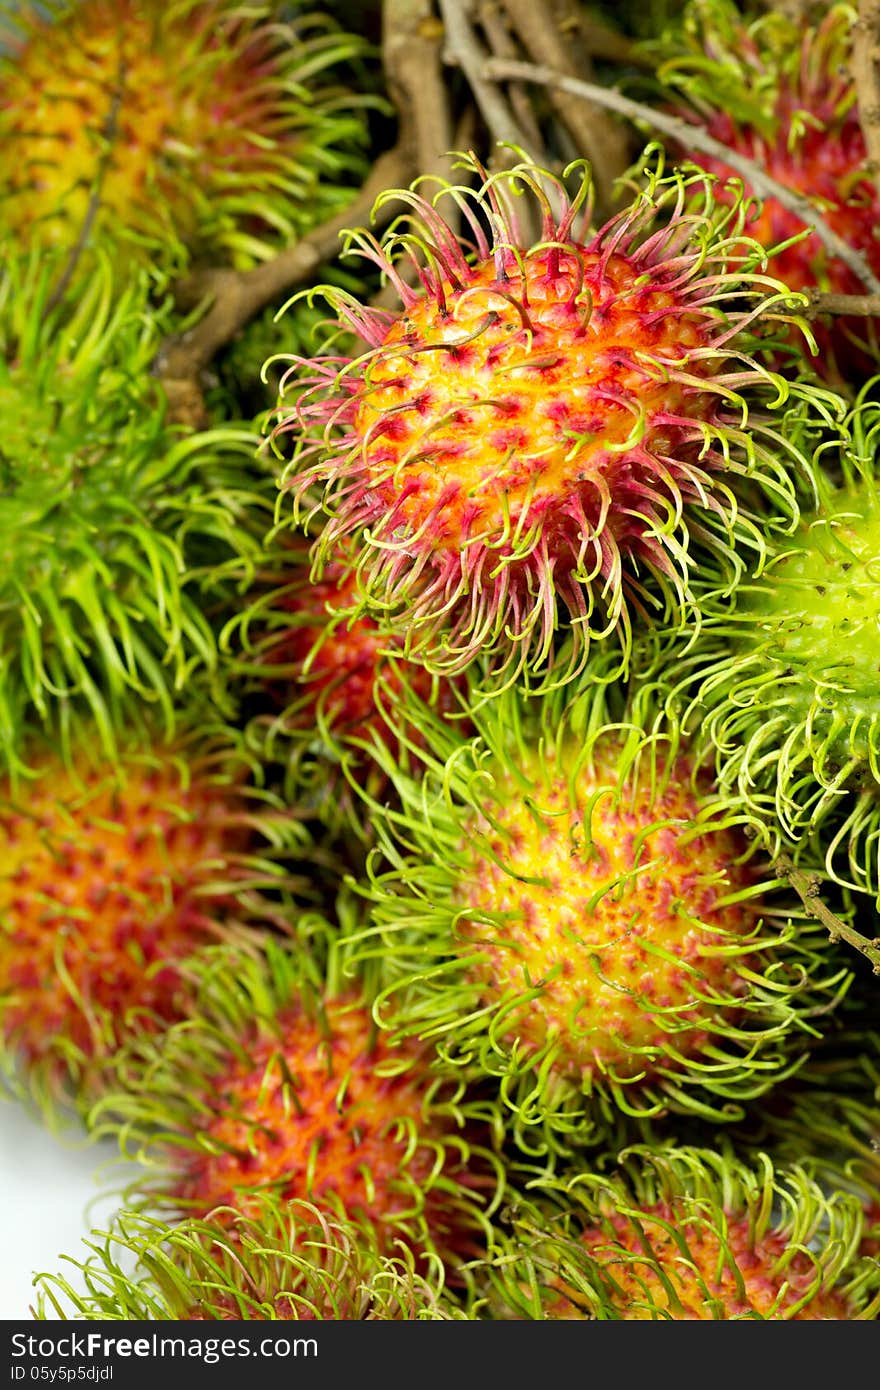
[33, 1199, 473, 1321]
[647, 0, 880, 383]
[0, 250, 273, 771]
[483, 1143, 880, 1319]
[641, 376, 880, 915]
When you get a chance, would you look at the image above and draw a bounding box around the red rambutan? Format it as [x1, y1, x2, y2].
[273, 148, 824, 691]
[348, 674, 853, 1144]
[653, 0, 879, 382]
[224, 536, 469, 834]
[488, 1145, 879, 1319]
[91, 937, 503, 1273]
[0, 722, 314, 1112]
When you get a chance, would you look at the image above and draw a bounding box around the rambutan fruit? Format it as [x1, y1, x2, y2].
[33, 1199, 473, 1321]
[0, 714, 318, 1116]
[273, 147, 831, 692]
[649, 0, 879, 383]
[0, 0, 374, 272]
[345, 669, 853, 1148]
[222, 534, 470, 839]
[484, 1144, 880, 1319]
[0, 251, 269, 769]
[646, 381, 880, 907]
[89, 935, 504, 1277]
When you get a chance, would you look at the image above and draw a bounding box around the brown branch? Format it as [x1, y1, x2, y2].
[382, 0, 452, 186]
[480, 55, 880, 294]
[499, 0, 632, 214]
[805, 287, 880, 316]
[477, 1, 544, 153]
[776, 853, 880, 976]
[437, 0, 541, 161]
[154, 144, 411, 426]
[572, 9, 656, 69]
[853, 0, 880, 202]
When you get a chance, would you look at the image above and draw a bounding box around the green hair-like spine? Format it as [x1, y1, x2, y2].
[483, 1143, 880, 1319]
[0, 251, 274, 772]
[640, 378, 880, 910]
[33, 1198, 474, 1321]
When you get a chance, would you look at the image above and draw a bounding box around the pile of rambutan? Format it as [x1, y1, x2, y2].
[1, 0, 878, 1326]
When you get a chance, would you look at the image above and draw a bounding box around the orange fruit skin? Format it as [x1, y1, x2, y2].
[167, 996, 488, 1261]
[456, 747, 759, 1082]
[0, 753, 249, 1070]
[548, 1202, 854, 1320]
[356, 245, 716, 569]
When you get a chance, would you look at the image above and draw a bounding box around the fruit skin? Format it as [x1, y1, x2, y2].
[484, 1144, 880, 1319]
[0, 715, 317, 1116]
[649, 0, 878, 384]
[273, 147, 827, 694]
[345, 664, 853, 1149]
[89, 934, 504, 1274]
[33, 1199, 473, 1321]
[642, 380, 880, 904]
[0, 251, 269, 772]
[0, 0, 374, 273]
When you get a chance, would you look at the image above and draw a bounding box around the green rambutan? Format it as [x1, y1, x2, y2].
[273, 146, 832, 692]
[0, 0, 374, 272]
[89, 934, 504, 1276]
[484, 1144, 880, 1319]
[0, 251, 269, 768]
[645, 380, 880, 905]
[0, 712, 318, 1115]
[345, 670, 853, 1147]
[33, 1199, 472, 1321]
[648, 0, 878, 383]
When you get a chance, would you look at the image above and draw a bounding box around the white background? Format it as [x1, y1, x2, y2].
[0, 1100, 132, 1320]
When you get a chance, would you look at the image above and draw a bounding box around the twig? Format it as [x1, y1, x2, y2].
[438, 0, 541, 160]
[480, 55, 880, 293]
[478, 1, 544, 153]
[776, 853, 880, 975]
[853, 0, 880, 202]
[805, 287, 880, 316]
[45, 54, 127, 316]
[573, 10, 656, 69]
[382, 0, 451, 187]
[154, 144, 411, 426]
[499, 0, 632, 213]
